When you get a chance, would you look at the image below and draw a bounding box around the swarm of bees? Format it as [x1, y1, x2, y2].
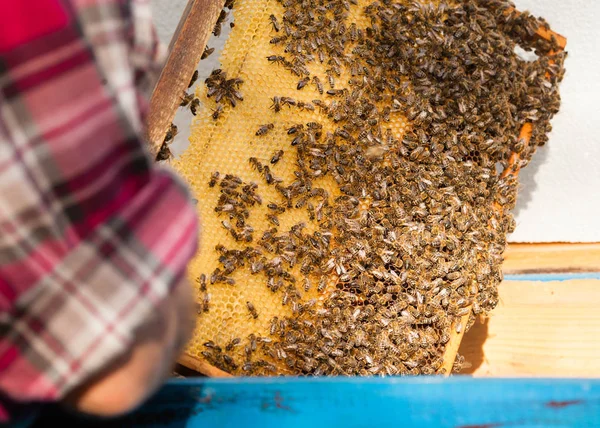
[213, 173, 262, 244]
[192, 0, 566, 376]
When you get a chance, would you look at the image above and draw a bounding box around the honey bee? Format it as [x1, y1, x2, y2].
[190, 98, 200, 115]
[223, 354, 238, 370]
[256, 123, 275, 136]
[225, 337, 241, 351]
[203, 340, 221, 351]
[180, 92, 194, 107]
[202, 293, 210, 312]
[349, 23, 358, 41]
[514, 137, 526, 153]
[266, 55, 286, 65]
[267, 214, 280, 226]
[287, 124, 304, 134]
[262, 165, 275, 184]
[281, 97, 297, 107]
[326, 70, 335, 88]
[212, 103, 224, 120]
[207, 68, 222, 80]
[213, 22, 222, 37]
[270, 96, 282, 113]
[229, 89, 244, 106]
[325, 88, 342, 97]
[221, 220, 233, 231]
[213, 9, 228, 37]
[271, 150, 284, 164]
[247, 333, 257, 351]
[453, 354, 466, 373]
[295, 197, 307, 209]
[155, 142, 172, 162]
[447, 272, 461, 280]
[270, 317, 279, 335]
[317, 277, 327, 292]
[164, 123, 178, 143]
[334, 128, 351, 140]
[269, 14, 280, 32]
[250, 259, 264, 274]
[270, 35, 288, 44]
[312, 76, 324, 94]
[208, 171, 220, 187]
[266, 202, 285, 214]
[201, 46, 215, 60]
[246, 301, 259, 319]
[297, 77, 310, 90]
[248, 157, 263, 173]
[307, 202, 315, 220]
[303, 277, 311, 292]
[297, 101, 314, 111]
[455, 322, 463, 334]
[197, 274, 207, 291]
[188, 70, 198, 88]
[386, 285, 401, 294]
[271, 278, 283, 293]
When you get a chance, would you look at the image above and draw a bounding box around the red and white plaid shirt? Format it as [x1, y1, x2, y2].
[0, 0, 198, 421]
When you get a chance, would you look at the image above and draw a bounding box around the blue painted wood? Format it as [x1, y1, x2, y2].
[504, 272, 600, 282]
[122, 378, 600, 427]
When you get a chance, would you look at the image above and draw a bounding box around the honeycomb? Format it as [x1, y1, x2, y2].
[169, 0, 566, 375]
[175, 0, 381, 375]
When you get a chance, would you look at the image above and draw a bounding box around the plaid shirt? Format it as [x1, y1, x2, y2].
[0, 0, 198, 421]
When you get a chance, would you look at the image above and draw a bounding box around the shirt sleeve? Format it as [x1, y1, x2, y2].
[0, 0, 198, 419]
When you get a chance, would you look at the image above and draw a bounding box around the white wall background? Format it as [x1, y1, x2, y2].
[151, 0, 190, 47]
[150, 0, 600, 242]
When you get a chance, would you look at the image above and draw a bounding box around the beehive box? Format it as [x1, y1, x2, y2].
[148, 0, 567, 377]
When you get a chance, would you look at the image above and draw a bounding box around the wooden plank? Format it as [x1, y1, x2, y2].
[107, 378, 600, 427]
[444, 242, 600, 375]
[503, 243, 600, 274]
[458, 279, 600, 377]
[146, 0, 225, 156]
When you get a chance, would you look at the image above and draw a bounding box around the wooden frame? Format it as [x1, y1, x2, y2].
[148, 1, 574, 378]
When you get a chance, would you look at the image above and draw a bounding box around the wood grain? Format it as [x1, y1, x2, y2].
[146, 0, 226, 156]
[459, 279, 600, 377]
[504, 243, 600, 274]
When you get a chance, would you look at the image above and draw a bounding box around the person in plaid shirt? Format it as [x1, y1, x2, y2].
[0, 0, 199, 422]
